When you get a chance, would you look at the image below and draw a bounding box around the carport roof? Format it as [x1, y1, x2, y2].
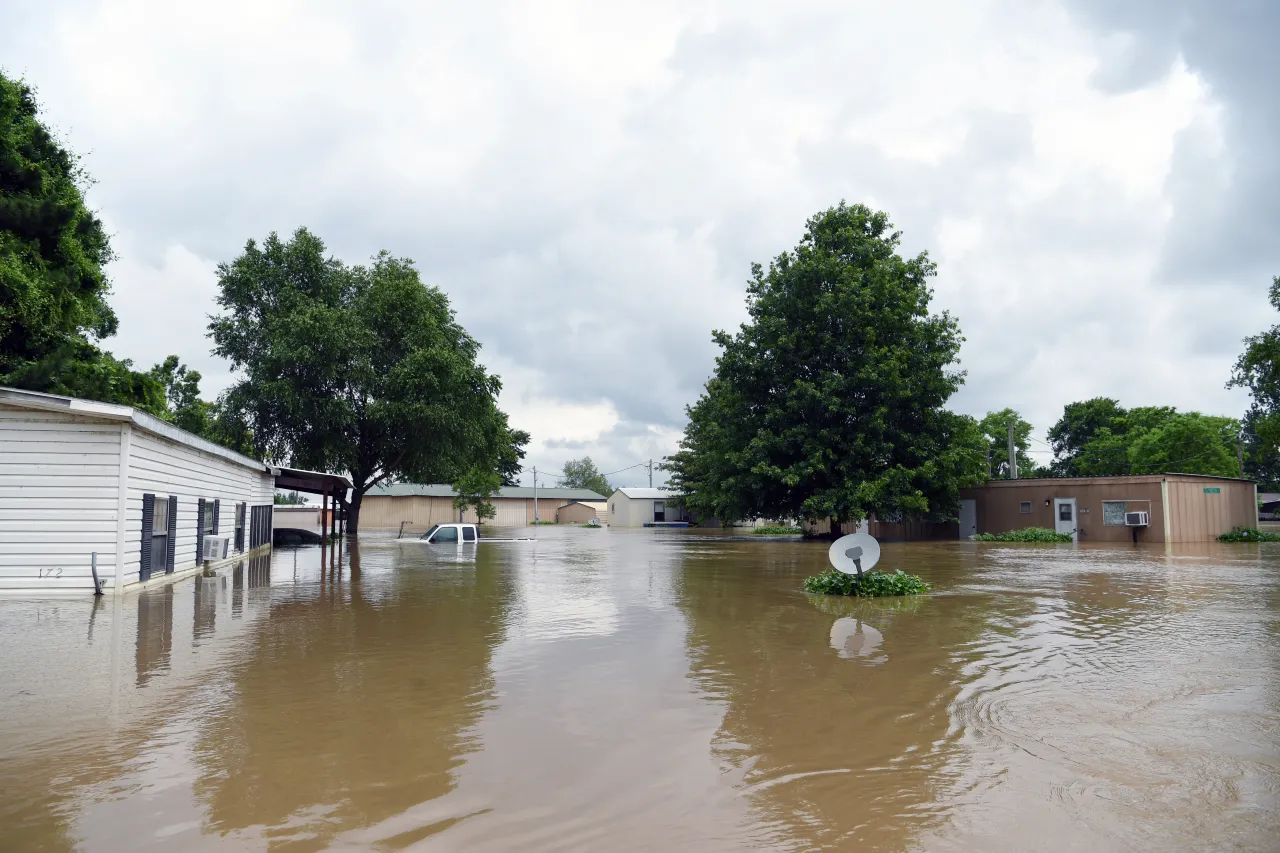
[272, 466, 353, 495]
[368, 483, 605, 500]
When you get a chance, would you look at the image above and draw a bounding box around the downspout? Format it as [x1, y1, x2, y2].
[1160, 478, 1172, 549]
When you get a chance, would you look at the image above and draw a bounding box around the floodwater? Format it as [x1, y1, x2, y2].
[1, 529, 1278, 852]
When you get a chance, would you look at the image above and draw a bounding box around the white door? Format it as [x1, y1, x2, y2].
[959, 499, 977, 538]
[1054, 498, 1077, 542]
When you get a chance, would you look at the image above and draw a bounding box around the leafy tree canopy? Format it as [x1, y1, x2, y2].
[1047, 397, 1127, 474]
[1229, 275, 1280, 453]
[209, 228, 528, 532]
[1128, 413, 1239, 477]
[0, 71, 165, 410]
[556, 456, 612, 497]
[1048, 399, 1238, 477]
[453, 467, 501, 523]
[978, 408, 1043, 479]
[664, 203, 985, 529]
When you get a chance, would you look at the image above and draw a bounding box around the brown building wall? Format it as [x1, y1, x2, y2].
[962, 477, 1167, 544]
[961, 475, 1256, 544]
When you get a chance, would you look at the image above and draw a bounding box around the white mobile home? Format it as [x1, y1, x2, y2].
[0, 387, 277, 594]
[606, 488, 687, 527]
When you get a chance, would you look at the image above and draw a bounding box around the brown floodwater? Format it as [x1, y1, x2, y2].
[1, 528, 1278, 851]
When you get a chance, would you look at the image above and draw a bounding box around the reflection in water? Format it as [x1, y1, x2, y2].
[828, 617, 885, 661]
[0, 536, 1277, 851]
[191, 541, 513, 851]
[136, 585, 174, 686]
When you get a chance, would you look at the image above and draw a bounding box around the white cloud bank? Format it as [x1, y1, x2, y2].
[3, 0, 1274, 482]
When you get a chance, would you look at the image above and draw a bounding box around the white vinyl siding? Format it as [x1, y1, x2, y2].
[0, 395, 276, 593]
[0, 405, 122, 590]
[121, 430, 275, 587]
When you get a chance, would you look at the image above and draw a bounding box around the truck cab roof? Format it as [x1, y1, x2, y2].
[421, 523, 478, 543]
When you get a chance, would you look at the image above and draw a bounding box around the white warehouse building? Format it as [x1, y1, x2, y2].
[1, 387, 278, 594]
[606, 488, 689, 527]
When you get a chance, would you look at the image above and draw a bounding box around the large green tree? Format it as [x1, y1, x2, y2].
[1047, 397, 1127, 474]
[0, 71, 164, 410]
[978, 408, 1041, 479]
[664, 203, 986, 531]
[209, 228, 528, 533]
[1228, 275, 1280, 453]
[1128, 413, 1239, 477]
[1048, 398, 1238, 477]
[556, 456, 612, 497]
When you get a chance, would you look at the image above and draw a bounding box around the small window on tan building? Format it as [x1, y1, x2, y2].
[1102, 501, 1128, 526]
[1019, 501, 1031, 514]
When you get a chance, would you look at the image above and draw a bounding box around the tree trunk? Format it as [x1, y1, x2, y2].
[347, 489, 364, 536]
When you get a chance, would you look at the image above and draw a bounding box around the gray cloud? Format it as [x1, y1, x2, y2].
[2, 0, 1273, 484]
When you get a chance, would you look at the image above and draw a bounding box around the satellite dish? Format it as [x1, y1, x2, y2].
[828, 533, 880, 576]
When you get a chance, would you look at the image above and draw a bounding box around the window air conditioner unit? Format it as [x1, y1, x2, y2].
[203, 535, 230, 562]
[1125, 512, 1149, 527]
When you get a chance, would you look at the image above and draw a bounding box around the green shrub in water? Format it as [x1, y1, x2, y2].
[751, 525, 803, 535]
[803, 568, 931, 597]
[1217, 526, 1280, 542]
[970, 527, 1071, 543]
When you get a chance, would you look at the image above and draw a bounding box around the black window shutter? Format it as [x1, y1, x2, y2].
[166, 496, 178, 573]
[197, 498, 206, 561]
[140, 494, 155, 582]
[213, 499, 220, 534]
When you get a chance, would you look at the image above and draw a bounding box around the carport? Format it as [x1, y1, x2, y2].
[270, 466, 353, 540]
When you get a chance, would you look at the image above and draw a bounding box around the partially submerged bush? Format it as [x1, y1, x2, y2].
[751, 525, 803, 535]
[1218, 526, 1280, 542]
[970, 527, 1071, 543]
[803, 568, 930, 597]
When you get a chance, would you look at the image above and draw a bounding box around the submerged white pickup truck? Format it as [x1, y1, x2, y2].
[414, 523, 534, 544]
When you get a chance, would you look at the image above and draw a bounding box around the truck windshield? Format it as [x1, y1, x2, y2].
[420, 525, 439, 540]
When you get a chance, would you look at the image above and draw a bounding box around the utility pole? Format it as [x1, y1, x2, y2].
[533, 467, 539, 523]
[1238, 431, 1246, 479]
[648, 459, 653, 488]
[1007, 420, 1019, 480]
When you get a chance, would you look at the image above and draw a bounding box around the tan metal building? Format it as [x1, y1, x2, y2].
[360, 484, 607, 532]
[958, 474, 1256, 544]
[554, 501, 605, 524]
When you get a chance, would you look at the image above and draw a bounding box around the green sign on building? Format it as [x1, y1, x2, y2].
[1204, 487, 1221, 494]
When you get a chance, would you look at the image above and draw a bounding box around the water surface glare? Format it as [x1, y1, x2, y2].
[1, 528, 1278, 851]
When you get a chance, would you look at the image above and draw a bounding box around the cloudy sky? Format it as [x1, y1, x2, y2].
[3, 0, 1276, 486]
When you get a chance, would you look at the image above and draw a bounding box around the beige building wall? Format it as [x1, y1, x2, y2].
[1164, 477, 1257, 542]
[359, 495, 580, 531]
[555, 502, 598, 524]
[358, 496, 461, 533]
